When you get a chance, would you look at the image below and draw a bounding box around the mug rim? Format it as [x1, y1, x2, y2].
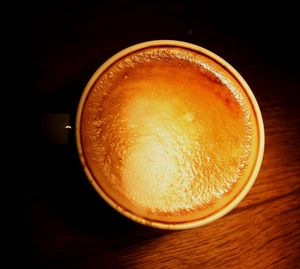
[76, 40, 265, 230]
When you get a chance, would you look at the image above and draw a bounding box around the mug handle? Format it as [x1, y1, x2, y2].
[38, 113, 72, 144]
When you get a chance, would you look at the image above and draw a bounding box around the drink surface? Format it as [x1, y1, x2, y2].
[80, 46, 259, 223]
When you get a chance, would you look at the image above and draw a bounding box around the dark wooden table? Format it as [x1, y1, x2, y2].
[19, 1, 300, 268]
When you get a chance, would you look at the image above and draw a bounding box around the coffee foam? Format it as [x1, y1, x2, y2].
[80, 46, 258, 222]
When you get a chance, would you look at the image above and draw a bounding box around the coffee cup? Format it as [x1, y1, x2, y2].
[76, 40, 264, 230]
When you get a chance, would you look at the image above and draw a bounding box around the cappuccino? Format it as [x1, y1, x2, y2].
[76, 41, 264, 229]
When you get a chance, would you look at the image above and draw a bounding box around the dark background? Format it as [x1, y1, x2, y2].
[13, 1, 300, 268]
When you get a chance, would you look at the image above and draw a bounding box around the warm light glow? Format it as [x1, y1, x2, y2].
[122, 94, 196, 213]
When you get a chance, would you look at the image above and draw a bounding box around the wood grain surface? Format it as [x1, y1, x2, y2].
[18, 1, 300, 268]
